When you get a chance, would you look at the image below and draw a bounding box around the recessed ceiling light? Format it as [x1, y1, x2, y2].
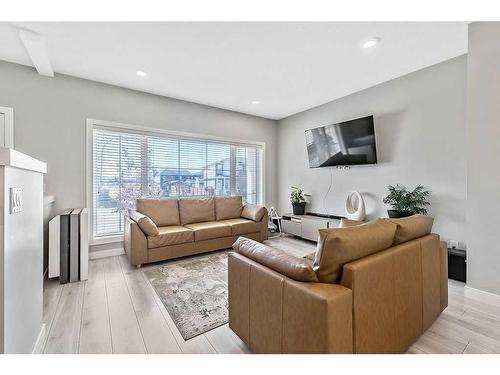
[362, 38, 380, 49]
[251, 100, 260, 105]
[136, 70, 147, 77]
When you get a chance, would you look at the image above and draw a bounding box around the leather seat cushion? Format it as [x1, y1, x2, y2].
[220, 218, 261, 236]
[215, 196, 244, 220]
[136, 198, 180, 227]
[179, 197, 215, 225]
[233, 237, 319, 282]
[184, 221, 232, 241]
[313, 219, 397, 283]
[241, 204, 267, 222]
[388, 215, 434, 245]
[148, 226, 194, 248]
[303, 252, 315, 261]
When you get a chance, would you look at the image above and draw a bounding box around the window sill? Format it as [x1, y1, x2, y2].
[91, 235, 124, 246]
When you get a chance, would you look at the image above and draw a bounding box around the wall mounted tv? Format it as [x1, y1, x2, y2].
[305, 115, 378, 168]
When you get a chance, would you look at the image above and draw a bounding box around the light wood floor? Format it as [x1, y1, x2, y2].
[41, 235, 500, 354]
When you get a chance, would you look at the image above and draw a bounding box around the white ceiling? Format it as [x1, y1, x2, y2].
[0, 22, 468, 120]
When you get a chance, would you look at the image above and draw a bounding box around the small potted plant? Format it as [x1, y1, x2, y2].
[290, 186, 307, 215]
[383, 184, 431, 218]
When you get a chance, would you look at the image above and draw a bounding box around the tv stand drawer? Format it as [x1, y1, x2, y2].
[301, 218, 326, 241]
[282, 219, 301, 237]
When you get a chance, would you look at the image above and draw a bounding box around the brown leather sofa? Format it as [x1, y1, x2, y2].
[228, 215, 448, 353]
[124, 196, 268, 267]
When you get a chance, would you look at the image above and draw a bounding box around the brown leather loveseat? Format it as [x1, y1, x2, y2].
[228, 215, 448, 353]
[124, 196, 268, 267]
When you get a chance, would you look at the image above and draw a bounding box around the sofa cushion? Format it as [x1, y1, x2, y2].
[179, 197, 215, 225]
[313, 219, 397, 283]
[215, 196, 243, 220]
[147, 226, 194, 248]
[388, 215, 434, 245]
[219, 218, 261, 236]
[304, 252, 315, 261]
[136, 198, 180, 227]
[128, 209, 160, 236]
[339, 218, 365, 228]
[233, 237, 319, 282]
[241, 204, 267, 222]
[184, 221, 232, 241]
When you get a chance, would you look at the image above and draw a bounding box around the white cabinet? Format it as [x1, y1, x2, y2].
[282, 213, 343, 242]
[0, 148, 46, 353]
[282, 219, 302, 237]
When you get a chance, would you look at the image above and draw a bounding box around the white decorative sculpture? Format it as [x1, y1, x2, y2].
[345, 190, 366, 221]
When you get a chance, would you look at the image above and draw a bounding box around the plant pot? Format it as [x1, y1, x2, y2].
[292, 202, 306, 215]
[387, 210, 413, 218]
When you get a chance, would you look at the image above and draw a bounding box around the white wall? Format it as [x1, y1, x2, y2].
[0, 61, 278, 251]
[466, 23, 500, 295]
[277, 55, 467, 247]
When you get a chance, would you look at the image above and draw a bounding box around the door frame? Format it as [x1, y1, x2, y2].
[0, 106, 14, 148]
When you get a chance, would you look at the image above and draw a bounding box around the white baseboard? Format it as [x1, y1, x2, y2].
[464, 284, 500, 301]
[89, 247, 125, 260]
[32, 323, 46, 354]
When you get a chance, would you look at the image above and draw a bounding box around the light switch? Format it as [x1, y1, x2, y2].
[10, 187, 22, 214]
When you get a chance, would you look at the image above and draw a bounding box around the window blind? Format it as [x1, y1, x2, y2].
[92, 127, 263, 238]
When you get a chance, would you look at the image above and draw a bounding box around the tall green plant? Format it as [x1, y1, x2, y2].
[383, 184, 431, 215]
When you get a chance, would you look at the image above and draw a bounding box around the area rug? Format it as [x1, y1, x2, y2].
[143, 251, 229, 340]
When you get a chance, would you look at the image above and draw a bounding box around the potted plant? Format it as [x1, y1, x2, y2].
[290, 186, 307, 215]
[383, 184, 431, 218]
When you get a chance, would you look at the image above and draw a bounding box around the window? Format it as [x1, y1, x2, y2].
[90, 123, 264, 239]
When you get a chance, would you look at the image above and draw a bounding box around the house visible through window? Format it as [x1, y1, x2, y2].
[91, 125, 263, 239]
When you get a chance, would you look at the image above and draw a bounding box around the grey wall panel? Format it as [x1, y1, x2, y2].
[466, 22, 500, 295]
[277, 55, 467, 248]
[0, 61, 278, 253]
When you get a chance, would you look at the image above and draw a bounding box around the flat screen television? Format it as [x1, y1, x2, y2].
[305, 115, 377, 168]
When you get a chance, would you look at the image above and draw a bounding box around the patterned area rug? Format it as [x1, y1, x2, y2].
[143, 251, 229, 340]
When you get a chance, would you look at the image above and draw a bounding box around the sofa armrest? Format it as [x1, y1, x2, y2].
[282, 278, 353, 353]
[124, 215, 148, 266]
[239, 204, 268, 241]
[259, 211, 268, 241]
[228, 252, 353, 353]
[233, 237, 317, 282]
[241, 203, 267, 222]
[128, 209, 159, 236]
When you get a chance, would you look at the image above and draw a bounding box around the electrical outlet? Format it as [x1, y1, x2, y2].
[10, 187, 22, 214]
[449, 239, 459, 249]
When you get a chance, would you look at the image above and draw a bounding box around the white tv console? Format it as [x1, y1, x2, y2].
[281, 213, 345, 242]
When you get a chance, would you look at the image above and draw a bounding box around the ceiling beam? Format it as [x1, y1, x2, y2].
[19, 29, 54, 77]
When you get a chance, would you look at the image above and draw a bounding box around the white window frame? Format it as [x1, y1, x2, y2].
[86, 118, 266, 245]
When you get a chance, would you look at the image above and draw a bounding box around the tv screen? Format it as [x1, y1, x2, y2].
[305, 115, 377, 168]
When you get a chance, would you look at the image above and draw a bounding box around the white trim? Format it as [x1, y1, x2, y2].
[464, 284, 500, 300]
[86, 118, 267, 241]
[86, 119, 93, 242]
[260, 144, 266, 206]
[89, 247, 125, 260]
[0, 147, 47, 174]
[0, 106, 14, 148]
[87, 118, 265, 148]
[32, 323, 47, 354]
[90, 234, 123, 246]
